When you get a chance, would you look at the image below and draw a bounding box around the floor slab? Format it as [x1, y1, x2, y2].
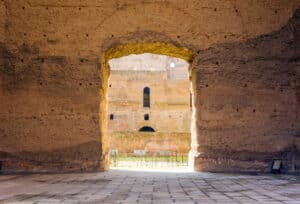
[0, 170, 299, 203]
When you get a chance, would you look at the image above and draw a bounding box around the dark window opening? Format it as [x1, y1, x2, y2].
[144, 114, 149, 121]
[143, 87, 150, 108]
[109, 114, 114, 120]
[190, 92, 192, 109]
[139, 126, 155, 132]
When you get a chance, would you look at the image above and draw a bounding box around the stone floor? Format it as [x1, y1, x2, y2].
[0, 170, 300, 204]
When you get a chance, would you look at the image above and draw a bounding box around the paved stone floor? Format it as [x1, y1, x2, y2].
[0, 170, 300, 204]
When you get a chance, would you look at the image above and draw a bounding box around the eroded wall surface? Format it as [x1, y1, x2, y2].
[0, 0, 299, 173]
[193, 8, 300, 173]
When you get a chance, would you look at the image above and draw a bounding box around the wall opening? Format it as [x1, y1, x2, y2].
[101, 43, 195, 172]
[139, 126, 155, 132]
[144, 114, 150, 121]
[143, 87, 150, 108]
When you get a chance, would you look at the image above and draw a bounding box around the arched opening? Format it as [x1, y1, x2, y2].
[101, 42, 196, 172]
[139, 126, 155, 132]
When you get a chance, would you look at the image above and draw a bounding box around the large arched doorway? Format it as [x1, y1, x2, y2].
[100, 43, 197, 171]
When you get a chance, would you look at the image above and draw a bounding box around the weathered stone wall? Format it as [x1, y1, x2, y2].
[0, 0, 299, 173]
[0, 55, 105, 172]
[0, 1, 106, 172]
[193, 8, 300, 173]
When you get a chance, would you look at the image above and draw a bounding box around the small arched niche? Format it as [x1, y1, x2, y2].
[139, 126, 155, 132]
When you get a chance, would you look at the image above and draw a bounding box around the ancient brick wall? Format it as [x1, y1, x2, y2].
[108, 70, 191, 133]
[109, 132, 191, 154]
[0, 0, 299, 173]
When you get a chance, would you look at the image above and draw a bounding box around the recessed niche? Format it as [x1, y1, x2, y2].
[144, 114, 149, 121]
[110, 114, 114, 120]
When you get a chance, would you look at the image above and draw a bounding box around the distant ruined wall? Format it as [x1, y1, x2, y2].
[193, 8, 300, 173]
[109, 132, 191, 154]
[0, 0, 299, 173]
[108, 70, 191, 133]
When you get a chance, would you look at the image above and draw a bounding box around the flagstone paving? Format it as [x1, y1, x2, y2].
[0, 170, 299, 203]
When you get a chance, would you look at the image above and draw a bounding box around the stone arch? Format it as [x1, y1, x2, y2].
[100, 42, 197, 170]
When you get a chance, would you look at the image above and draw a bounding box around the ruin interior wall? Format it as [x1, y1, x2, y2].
[0, 0, 299, 173]
[193, 8, 300, 173]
